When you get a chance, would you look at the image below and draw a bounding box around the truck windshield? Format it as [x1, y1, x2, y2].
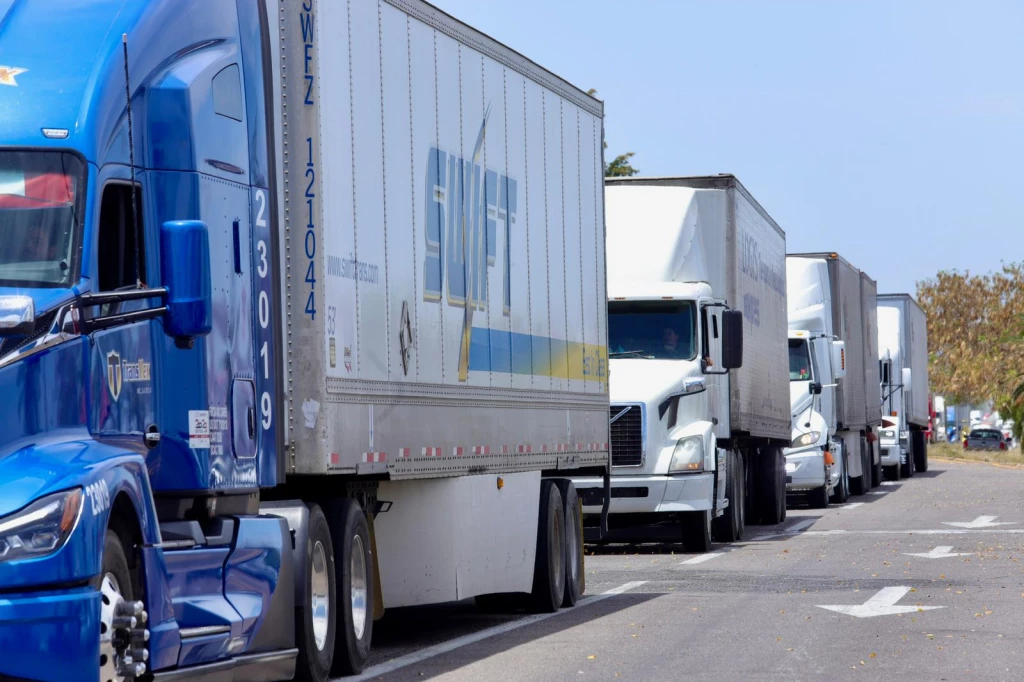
[789, 339, 812, 381]
[0, 151, 85, 287]
[608, 301, 696, 360]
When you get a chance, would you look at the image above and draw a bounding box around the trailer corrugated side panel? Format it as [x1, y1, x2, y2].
[726, 186, 790, 440]
[273, 0, 609, 476]
[860, 272, 881, 428]
[904, 298, 930, 426]
[828, 258, 867, 430]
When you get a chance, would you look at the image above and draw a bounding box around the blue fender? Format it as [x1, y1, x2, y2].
[0, 429, 158, 590]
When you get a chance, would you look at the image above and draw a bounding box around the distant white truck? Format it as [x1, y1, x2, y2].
[784, 254, 880, 507]
[878, 294, 930, 477]
[573, 176, 791, 552]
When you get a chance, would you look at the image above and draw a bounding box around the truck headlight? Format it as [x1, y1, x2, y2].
[881, 429, 895, 439]
[791, 431, 821, 448]
[0, 489, 83, 563]
[670, 437, 704, 473]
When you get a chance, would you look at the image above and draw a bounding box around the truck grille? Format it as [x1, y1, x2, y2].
[610, 405, 644, 467]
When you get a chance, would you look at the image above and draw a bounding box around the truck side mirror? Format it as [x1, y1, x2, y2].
[0, 295, 35, 337]
[161, 220, 213, 340]
[809, 381, 823, 395]
[901, 367, 912, 392]
[831, 340, 847, 380]
[721, 309, 743, 369]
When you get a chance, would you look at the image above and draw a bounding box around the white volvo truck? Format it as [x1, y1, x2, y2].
[784, 254, 879, 507]
[878, 294, 930, 477]
[573, 176, 791, 552]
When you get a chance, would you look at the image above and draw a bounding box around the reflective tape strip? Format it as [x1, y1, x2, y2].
[330, 452, 340, 465]
[502, 445, 510, 454]
[472, 446, 490, 455]
[453, 446, 464, 457]
[398, 448, 410, 458]
[362, 452, 387, 463]
[517, 444, 533, 454]
[421, 447, 441, 457]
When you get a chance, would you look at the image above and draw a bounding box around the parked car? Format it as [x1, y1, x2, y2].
[964, 428, 1007, 451]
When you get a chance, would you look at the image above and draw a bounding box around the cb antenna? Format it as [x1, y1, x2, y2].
[122, 33, 142, 288]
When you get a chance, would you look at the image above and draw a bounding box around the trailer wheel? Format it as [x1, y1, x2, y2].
[295, 503, 336, 682]
[329, 499, 373, 676]
[531, 481, 566, 612]
[831, 447, 850, 503]
[554, 480, 584, 607]
[871, 444, 883, 488]
[913, 430, 928, 472]
[756, 447, 786, 525]
[712, 451, 744, 542]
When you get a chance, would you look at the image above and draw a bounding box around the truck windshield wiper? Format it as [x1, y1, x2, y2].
[609, 350, 653, 358]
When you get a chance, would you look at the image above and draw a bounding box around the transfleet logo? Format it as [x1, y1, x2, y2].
[0, 66, 27, 87]
[105, 351, 152, 401]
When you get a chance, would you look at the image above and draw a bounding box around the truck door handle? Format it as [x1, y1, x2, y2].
[248, 407, 256, 439]
[232, 219, 242, 274]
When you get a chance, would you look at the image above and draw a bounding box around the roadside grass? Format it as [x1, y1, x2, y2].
[930, 441, 1024, 468]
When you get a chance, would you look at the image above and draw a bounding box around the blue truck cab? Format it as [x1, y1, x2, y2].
[0, 1, 335, 680]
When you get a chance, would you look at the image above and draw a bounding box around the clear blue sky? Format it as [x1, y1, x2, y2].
[433, 0, 1024, 296]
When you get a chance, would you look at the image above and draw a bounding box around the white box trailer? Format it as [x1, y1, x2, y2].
[271, 0, 610, 618]
[878, 293, 930, 477]
[574, 175, 790, 553]
[860, 271, 882, 481]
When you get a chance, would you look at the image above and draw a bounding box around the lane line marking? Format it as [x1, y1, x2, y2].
[842, 502, 865, 509]
[750, 528, 1024, 541]
[880, 481, 899, 486]
[868, 491, 888, 496]
[788, 519, 815, 532]
[346, 580, 648, 680]
[680, 551, 726, 565]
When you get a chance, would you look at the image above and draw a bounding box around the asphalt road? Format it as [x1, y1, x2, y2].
[347, 459, 1024, 681]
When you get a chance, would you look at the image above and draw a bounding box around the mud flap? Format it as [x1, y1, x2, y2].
[367, 511, 385, 621]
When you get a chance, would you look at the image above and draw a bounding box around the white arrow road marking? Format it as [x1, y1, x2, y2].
[817, 586, 945, 618]
[681, 551, 726, 565]
[942, 515, 1014, 529]
[904, 546, 970, 559]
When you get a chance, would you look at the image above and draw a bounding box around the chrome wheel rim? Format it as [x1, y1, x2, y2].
[311, 540, 330, 650]
[350, 535, 368, 640]
[99, 573, 123, 682]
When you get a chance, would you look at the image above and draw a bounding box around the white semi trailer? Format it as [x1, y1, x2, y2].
[878, 294, 930, 477]
[271, 0, 613, 671]
[572, 175, 791, 552]
[784, 254, 879, 507]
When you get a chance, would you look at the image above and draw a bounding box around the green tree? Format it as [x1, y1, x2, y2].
[587, 89, 639, 177]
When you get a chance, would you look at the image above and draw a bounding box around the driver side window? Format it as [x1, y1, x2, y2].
[97, 183, 145, 291]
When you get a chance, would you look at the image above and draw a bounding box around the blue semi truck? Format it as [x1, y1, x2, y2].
[0, 1, 612, 680]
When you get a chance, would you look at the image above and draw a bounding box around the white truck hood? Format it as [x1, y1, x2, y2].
[610, 358, 703, 407]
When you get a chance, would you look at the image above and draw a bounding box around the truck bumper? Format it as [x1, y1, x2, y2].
[573, 472, 715, 514]
[783, 447, 828, 492]
[0, 585, 98, 682]
[880, 445, 901, 467]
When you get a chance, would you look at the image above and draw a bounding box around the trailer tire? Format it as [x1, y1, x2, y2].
[294, 504, 336, 682]
[530, 481, 566, 613]
[872, 445, 883, 488]
[712, 451, 745, 542]
[831, 448, 850, 503]
[554, 480, 584, 607]
[756, 447, 786, 525]
[328, 499, 373, 677]
[913, 430, 928, 472]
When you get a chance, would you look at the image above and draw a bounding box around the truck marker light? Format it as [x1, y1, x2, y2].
[61, 489, 83, 532]
[824, 451, 834, 465]
[496, 477, 504, 490]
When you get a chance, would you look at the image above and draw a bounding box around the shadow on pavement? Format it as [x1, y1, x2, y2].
[364, 592, 661, 680]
